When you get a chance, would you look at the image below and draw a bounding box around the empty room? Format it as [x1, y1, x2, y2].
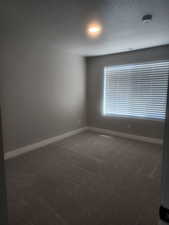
[1, 0, 169, 225]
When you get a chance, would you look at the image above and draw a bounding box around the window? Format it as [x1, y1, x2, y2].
[103, 60, 169, 120]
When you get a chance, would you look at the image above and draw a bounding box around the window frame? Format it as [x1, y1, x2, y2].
[101, 60, 169, 122]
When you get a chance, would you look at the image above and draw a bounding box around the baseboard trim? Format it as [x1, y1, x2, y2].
[88, 126, 163, 145]
[4, 126, 162, 160]
[4, 127, 88, 160]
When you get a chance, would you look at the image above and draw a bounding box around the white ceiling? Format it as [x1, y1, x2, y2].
[2, 0, 169, 56]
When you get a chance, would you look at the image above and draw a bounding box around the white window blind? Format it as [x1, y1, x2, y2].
[103, 61, 169, 119]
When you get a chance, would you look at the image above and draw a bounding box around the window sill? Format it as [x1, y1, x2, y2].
[102, 113, 165, 122]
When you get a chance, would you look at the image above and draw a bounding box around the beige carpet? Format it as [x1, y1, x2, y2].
[5, 131, 161, 225]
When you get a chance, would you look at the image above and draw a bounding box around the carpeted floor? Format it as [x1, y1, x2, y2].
[5, 131, 161, 225]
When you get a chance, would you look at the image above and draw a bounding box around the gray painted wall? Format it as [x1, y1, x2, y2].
[86, 45, 169, 139]
[0, 109, 8, 224]
[1, 41, 86, 153]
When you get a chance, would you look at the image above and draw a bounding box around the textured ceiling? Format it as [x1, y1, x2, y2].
[1, 0, 169, 56]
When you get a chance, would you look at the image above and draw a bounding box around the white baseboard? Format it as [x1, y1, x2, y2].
[4, 127, 88, 160]
[88, 126, 163, 145]
[4, 125, 162, 160]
